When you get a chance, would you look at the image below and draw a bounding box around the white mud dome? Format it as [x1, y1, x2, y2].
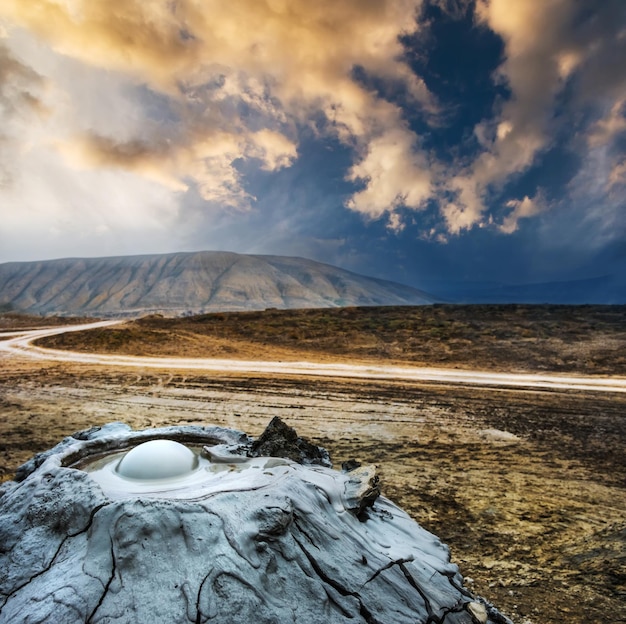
[0, 422, 510, 624]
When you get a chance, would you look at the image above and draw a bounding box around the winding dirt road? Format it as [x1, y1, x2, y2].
[2, 321, 626, 393]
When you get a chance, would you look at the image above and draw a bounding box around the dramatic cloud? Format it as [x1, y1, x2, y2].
[587, 99, 626, 149]
[440, 0, 576, 233]
[441, 0, 626, 239]
[0, 0, 623, 293]
[0, 0, 433, 218]
[608, 159, 626, 191]
[0, 42, 46, 120]
[60, 128, 297, 206]
[346, 126, 431, 225]
[0, 41, 48, 186]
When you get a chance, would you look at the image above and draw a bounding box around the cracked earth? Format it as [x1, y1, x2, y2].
[0, 351, 625, 623]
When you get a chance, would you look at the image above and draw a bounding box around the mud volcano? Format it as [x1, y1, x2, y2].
[0, 418, 510, 623]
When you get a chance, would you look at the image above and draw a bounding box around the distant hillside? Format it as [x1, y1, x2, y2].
[0, 251, 435, 317]
[423, 274, 625, 304]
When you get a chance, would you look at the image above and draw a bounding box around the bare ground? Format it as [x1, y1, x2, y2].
[1, 352, 625, 623]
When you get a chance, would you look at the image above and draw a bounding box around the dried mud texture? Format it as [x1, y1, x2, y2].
[1, 423, 500, 624]
[0, 356, 625, 623]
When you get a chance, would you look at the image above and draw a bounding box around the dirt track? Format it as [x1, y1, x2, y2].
[3, 322, 626, 393]
[1, 351, 625, 624]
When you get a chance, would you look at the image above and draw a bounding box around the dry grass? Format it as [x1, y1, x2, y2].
[0, 313, 94, 331]
[38, 304, 626, 375]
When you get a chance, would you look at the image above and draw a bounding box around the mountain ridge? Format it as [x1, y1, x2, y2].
[0, 251, 435, 317]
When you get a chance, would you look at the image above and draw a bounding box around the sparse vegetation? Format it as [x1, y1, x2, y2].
[0, 365, 624, 623]
[38, 304, 626, 375]
[0, 312, 94, 331]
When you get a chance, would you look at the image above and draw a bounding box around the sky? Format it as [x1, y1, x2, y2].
[0, 0, 625, 296]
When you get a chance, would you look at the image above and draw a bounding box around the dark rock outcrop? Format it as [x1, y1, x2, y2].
[249, 416, 332, 466]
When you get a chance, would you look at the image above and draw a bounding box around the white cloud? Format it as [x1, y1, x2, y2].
[608, 159, 626, 190]
[438, 0, 626, 238]
[0, 145, 183, 261]
[346, 127, 431, 220]
[587, 98, 626, 148]
[440, 0, 580, 233]
[498, 195, 543, 234]
[386, 211, 406, 233]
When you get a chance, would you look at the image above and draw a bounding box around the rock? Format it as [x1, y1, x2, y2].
[478, 429, 521, 444]
[343, 464, 380, 518]
[248, 416, 332, 466]
[0, 422, 512, 624]
[467, 601, 488, 623]
[342, 458, 362, 472]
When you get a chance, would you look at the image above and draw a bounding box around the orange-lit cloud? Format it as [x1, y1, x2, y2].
[346, 127, 431, 223]
[588, 99, 626, 148]
[440, 0, 580, 234]
[608, 159, 626, 190]
[60, 127, 297, 206]
[0, 0, 433, 214]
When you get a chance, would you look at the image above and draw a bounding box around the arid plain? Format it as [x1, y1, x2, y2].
[1, 305, 625, 623]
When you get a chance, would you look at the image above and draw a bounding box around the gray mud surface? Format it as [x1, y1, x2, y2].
[1, 358, 625, 623]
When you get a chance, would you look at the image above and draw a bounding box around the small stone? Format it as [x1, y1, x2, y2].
[467, 602, 488, 623]
[342, 459, 362, 472]
[343, 464, 380, 516]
